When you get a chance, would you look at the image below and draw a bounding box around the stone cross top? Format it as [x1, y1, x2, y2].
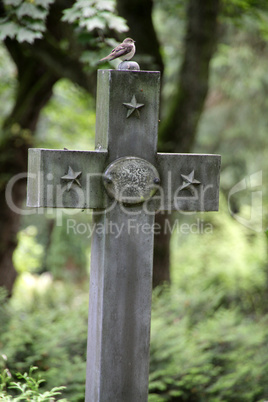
[27, 69, 220, 401]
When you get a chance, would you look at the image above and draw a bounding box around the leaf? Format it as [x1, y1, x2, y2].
[3, 0, 22, 6]
[61, 0, 129, 35]
[82, 7, 96, 18]
[80, 16, 106, 31]
[16, 3, 47, 19]
[75, 0, 96, 7]
[34, 0, 55, 8]
[79, 50, 103, 68]
[102, 12, 128, 32]
[0, 21, 18, 40]
[61, 8, 82, 23]
[16, 27, 42, 43]
[0, 19, 46, 42]
[30, 21, 47, 32]
[95, 0, 115, 12]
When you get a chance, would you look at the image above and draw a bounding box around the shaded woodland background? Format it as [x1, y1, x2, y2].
[1, 0, 268, 400]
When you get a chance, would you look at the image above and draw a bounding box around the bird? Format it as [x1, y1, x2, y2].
[99, 38, 136, 63]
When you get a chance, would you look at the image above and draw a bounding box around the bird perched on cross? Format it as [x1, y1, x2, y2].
[99, 38, 136, 62]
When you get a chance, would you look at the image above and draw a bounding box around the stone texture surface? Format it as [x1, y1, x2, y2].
[85, 70, 161, 402]
[117, 61, 140, 70]
[26, 69, 221, 402]
[27, 149, 108, 209]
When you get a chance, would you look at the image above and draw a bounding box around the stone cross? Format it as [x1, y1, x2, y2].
[27, 69, 220, 401]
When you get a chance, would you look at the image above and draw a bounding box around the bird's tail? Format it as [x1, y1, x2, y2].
[99, 55, 110, 63]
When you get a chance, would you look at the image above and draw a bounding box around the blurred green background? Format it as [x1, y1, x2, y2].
[1, 0, 268, 400]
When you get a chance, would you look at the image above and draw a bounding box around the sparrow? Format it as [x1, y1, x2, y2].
[99, 38, 136, 62]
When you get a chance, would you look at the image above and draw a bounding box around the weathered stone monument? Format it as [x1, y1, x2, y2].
[27, 67, 220, 401]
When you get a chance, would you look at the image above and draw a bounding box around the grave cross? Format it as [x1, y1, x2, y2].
[27, 68, 220, 401]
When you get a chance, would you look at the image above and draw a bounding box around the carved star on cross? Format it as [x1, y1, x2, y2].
[179, 170, 201, 192]
[123, 95, 145, 118]
[61, 166, 82, 191]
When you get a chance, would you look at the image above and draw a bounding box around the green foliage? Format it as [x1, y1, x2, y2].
[0, 366, 66, 401]
[13, 226, 44, 274]
[171, 199, 267, 314]
[1, 206, 268, 401]
[149, 292, 268, 401]
[0, 283, 88, 401]
[194, 9, 268, 220]
[0, 0, 128, 60]
[62, 0, 128, 33]
[147, 204, 268, 400]
[15, 212, 91, 282]
[0, 0, 54, 43]
[46, 215, 91, 281]
[222, 0, 268, 21]
[153, 1, 186, 111]
[0, 45, 16, 123]
[61, 0, 128, 66]
[1, 1, 268, 401]
[36, 79, 96, 150]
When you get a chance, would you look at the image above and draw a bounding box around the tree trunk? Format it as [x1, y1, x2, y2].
[118, 0, 220, 287]
[0, 0, 221, 294]
[0, 41, 59, 295]
[0, 0, 97, 296]
[116, 0, 164, 74]
[155, 0, 220, 287]
[153, 212, 173, 288]
[159, 0, 221, 153]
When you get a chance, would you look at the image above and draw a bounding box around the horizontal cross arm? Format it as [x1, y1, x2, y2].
[155, 153, 221, 212]
[27, 148, 108, 209]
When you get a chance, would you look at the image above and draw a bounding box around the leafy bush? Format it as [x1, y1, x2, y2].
[148, 201, 268, 401]
[1, 206, 268, 401]
[2, 278, 268, 401]
[0, 0, 54, 43]
[0, 366, 66, 401]
[13, 226, 44, 274]
[171, 197, 268, 315]
[0, 283, 88, 401]
[0, 0, 128, 49]
[149, 288, 268, 401]
[46, 215, 91, 281]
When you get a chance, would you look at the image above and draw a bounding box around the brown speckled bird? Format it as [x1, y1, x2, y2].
[99, 38, 136, 62]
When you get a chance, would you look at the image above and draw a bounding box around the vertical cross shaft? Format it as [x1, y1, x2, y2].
[85, 70, 160, 401]
[26, 67, 220, 401]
